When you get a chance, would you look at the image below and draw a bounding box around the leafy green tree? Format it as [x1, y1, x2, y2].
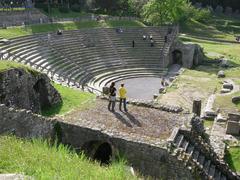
[142, 0, 211, 25]
[128, 0, 148, 16]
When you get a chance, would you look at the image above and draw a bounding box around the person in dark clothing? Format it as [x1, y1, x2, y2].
[132, 40, 135, 47]
[164, 35, 168, 43]
[108, 82, 116, 111]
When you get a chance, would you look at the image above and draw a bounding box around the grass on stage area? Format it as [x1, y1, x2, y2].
[0, 20, 145, 39]
[41, 83, 96, 117]
[0, 136, 136, 179]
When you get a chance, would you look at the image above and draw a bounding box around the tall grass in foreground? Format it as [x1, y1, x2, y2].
[0, 136, 136, 180]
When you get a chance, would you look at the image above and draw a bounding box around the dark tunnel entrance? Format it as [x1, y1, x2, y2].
[82, 141, 113, 165]
[93, 142, 112, 165]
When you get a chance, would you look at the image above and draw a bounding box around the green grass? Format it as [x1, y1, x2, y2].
[181, 15, 240, 41]
[0, 60, 38, 75]
[0, 8, 25, 11]
[203, 119, 214, 129]
[41, 84, 96, 117]
[42, 8, 89, 18]
[225, 147, 240, 172]
[214, 91, 240, 115]
[0, 135, 136, 179]
[0, 20, 145, 39]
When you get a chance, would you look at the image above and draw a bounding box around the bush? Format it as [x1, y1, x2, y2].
[71, 4, 82, 12]
[59, 6, 69, 13]
[35, 3, 49, 13]
[194, 8, 212, 23]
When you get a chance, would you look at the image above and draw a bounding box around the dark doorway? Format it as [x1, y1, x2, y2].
[172, 50, 183, 65]
[93, 142, 112, 165]
[33, 79, 50, 108]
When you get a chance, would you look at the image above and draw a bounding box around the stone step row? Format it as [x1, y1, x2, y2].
[170, 129, 240, 180]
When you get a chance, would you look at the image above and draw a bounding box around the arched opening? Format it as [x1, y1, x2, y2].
[33, 79, 50, 109]
[172, 50, 183, 65]
[93, 142, 112, 165]
[82, 141, 113, 165]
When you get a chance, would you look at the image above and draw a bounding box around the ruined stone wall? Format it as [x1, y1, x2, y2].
[0, 104, 195, 179]
[0, 104, 54, 139]
[0, 68, 62, 113]
[169, 41, 204, 68]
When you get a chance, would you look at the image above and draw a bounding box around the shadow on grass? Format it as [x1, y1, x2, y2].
[41, 101, 63, 117]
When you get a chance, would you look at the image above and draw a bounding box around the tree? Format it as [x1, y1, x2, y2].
[128, 0, 148, 16]
[142, 0, 189, 25]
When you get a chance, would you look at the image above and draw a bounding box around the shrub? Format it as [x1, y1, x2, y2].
[194, 8, 212, 23]
[59, 6, 69, 13]
[71, 4, 82, 12]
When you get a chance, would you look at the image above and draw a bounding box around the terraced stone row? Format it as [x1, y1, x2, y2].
[0, 27, 174, 92]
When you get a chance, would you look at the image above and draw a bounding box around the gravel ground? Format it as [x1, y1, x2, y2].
[63, 99, 190, 140]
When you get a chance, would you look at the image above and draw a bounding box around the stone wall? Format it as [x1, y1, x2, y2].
[0, 68, 62, 113]
[0, 103, 195, 179]
[168, 41, 205, 68]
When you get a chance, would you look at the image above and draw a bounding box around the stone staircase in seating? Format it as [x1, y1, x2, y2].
[168, 128, 240, 180]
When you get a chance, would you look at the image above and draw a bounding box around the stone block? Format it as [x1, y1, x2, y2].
[159, 87, 165, 93]
[228, 113, 240, 122]
[223, 83, 233, 90]
[232, 96, 240, 104]
[226, 121, 240, 135]
[102, 86, 109, 95]
[217, 70, 225, 78]
[216, 113, 227, 122]
[220, 88, 231, 94]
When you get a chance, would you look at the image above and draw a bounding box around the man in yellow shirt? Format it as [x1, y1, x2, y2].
[119, 83, 127, 112]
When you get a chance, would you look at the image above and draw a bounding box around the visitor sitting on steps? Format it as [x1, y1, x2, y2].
[57, 29, 63, 35]
[150, 39, 154, 47]
[119, 83, 128, 112]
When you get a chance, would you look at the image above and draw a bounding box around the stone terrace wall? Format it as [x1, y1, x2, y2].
[0, 104, 195, 179]
[0, 104, 54, 139]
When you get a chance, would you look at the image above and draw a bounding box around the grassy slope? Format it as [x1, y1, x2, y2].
[42, 83, 96, 117]
[181, 15, 240, 41]
[0, 20, 145, 39]
[0, 136, 136, 179]
[42, 8, 89, 18]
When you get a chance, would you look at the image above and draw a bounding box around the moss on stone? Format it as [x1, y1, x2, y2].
[0, 60, 39, 76]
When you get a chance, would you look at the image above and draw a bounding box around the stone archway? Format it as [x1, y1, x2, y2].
[82, 141, 113, 165]
[172, 50, 183, 65]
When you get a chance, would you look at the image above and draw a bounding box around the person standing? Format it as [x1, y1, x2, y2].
[108, 82, 116, 111]
[119, 83, 127, 112]
[132, 40, 135, 47]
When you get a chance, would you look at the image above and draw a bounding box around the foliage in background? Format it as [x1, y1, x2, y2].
[142, 0, 212, 25]
[0, 136, 137, 179]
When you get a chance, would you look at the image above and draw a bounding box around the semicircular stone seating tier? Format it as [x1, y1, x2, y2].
[0, 27, 172, 93]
